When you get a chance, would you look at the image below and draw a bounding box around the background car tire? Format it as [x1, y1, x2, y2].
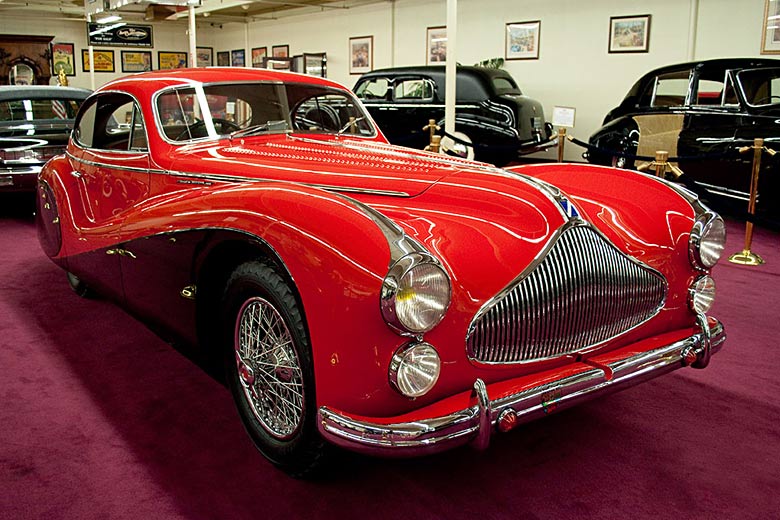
[440, 130, 475, 161]
[66, 272, 93, 298]
[222, 261, 327, 477]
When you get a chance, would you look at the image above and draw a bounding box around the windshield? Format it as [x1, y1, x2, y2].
[736, 67, 780, 107]
[156, 82, 375, 142]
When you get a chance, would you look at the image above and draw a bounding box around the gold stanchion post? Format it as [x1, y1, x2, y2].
[557, 128, 566, 163]
[654, 150, 669, 178]
[422, 119, 441, 151]
[728, 137, 774, 266]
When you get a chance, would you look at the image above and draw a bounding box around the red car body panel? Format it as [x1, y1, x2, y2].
[36, 68, 725, 458]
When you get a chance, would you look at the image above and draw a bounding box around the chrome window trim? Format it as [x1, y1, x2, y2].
[152, 79, 377, 146]
[72, 89, 150, 153]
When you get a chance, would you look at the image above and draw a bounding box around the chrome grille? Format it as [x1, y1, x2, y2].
[466, 223, 667, 364]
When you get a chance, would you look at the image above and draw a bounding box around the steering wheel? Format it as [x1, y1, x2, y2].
[175, 118, 241, 140]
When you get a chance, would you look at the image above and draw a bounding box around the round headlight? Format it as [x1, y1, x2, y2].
[690, 215, 726, 269]
[381, 253, 451, 335]
[389, 341, 440, 397]
[689, 275, 716, 314]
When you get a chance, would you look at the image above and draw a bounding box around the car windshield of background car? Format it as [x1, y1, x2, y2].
[737, 68, 780, 107]
[158, 82, 373, 142]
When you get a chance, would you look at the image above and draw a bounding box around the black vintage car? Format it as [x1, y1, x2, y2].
[586, 58, 780, 216]
[353, 65, 555, 166]
[1, 86, 90, 193]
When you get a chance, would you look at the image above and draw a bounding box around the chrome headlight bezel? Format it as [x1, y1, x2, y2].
[389, 341, 441, 398]
[380, 253, 451, 335]
[689, 213, 726, 270]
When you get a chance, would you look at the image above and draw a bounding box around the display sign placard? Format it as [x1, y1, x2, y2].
[552, 106, 576, 128]
[88, 23, 154, 48]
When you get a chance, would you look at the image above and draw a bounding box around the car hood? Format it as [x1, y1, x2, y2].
[166, 135, 487, 198]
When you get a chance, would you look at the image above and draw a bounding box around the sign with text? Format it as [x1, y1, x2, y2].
[87, 23, 153, 48]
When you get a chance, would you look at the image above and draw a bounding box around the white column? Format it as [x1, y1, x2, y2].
[444, 0, 457, 136]
[189, 5, 197, 67]
[687, 0, 699, 61]
[87, 14, 95, 90]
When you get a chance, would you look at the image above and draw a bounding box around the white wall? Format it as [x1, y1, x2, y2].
[0, 0, 768, 160]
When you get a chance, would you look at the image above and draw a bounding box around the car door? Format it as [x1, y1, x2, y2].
[67, 93, 150, 301]
[678, 71, 742, 196]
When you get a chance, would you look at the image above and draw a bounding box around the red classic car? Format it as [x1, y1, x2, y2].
[36, 68, 726, 477]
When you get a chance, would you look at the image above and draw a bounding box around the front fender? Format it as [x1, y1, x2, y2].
[117, 181, 416, 415]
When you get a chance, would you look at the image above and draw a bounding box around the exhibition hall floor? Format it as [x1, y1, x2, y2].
[1, 202, 778, 519]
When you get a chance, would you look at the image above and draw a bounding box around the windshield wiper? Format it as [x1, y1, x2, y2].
[337, 116, 366, 135]
[230, 120, 290, 139]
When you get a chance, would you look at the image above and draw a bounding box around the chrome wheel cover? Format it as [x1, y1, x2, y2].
[234, 296, 304, 440]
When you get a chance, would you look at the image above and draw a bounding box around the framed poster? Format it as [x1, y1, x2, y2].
[231, 49, 245, 67]
[608, 15, 651, 53]
[272, 45, 290, 69]
[251, 47, 267, 67]
[349, 35, 372, 74]
[121, 50, 152, 72]
[426, 26, 447, 64]
[158, 51, 187, 69]
[196, 46, 213, 67]
[505, 21, 541, 60]
[82, 49, 115, 72]
[217, 51, 230, 66]
[762, 0, 780, 54]
[51, 42, 75, 76]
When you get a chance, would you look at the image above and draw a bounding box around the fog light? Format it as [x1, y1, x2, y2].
[389, 341, 440, 398]
[689, 275, 716, 314]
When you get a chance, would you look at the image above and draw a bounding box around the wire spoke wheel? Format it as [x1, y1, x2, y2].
[235, 296, 304, 440]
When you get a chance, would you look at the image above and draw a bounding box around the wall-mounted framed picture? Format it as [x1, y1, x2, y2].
[196, 46, 213, 67]
[762, 0, 780, 54]
[272, 45, 290, 69]
[505, 21, 541, 60]
[251, 47, 267, 68]
[349, 35, 372, 74]
[426, 26, 447, 64]
[121, 50, 152, 72]
[51, 42, 75, 76]
[217, 51, 230, 66]
[158, 51, 187, 69]
[231, 49, 245, 67]
[608, 15, 651, 53]
[82, 49, 115, 72]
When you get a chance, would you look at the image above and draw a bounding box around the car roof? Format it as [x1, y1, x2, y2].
[624, 57, 780, 99]
[99, 67, 345, 94]
[357, 65, 510, 82]
[0, 85, 91, 101]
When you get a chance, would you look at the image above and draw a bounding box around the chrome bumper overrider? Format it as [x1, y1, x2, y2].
[317, 318, 725, 457]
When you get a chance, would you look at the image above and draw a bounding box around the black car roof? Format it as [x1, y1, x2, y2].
[624, 58, 780, 100]
[0, 86, 91, 102]
[355, 65, 521, 101]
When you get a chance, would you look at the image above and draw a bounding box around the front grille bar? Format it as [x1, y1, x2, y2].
[467, 221, 667, 364]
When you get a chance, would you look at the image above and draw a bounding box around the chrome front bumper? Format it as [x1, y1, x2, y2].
[317, 317, 725, 457]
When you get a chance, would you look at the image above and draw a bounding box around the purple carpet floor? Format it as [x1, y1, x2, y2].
[1, 205, 779, 519]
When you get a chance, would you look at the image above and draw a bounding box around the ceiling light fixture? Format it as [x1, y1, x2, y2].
[95, 13, 122, 24]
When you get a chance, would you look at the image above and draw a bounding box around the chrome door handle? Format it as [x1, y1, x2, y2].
[70, 170, 83, 179]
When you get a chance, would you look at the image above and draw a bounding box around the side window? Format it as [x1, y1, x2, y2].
[393, 79, 434, 101]
[130, 104, 148, 150]
[354, 78, 390, 100]
[74, 100, 97, 148]
[74, 93, 142, 151]
[695, 79, 726, 106]
[650, 70, 691, 107]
